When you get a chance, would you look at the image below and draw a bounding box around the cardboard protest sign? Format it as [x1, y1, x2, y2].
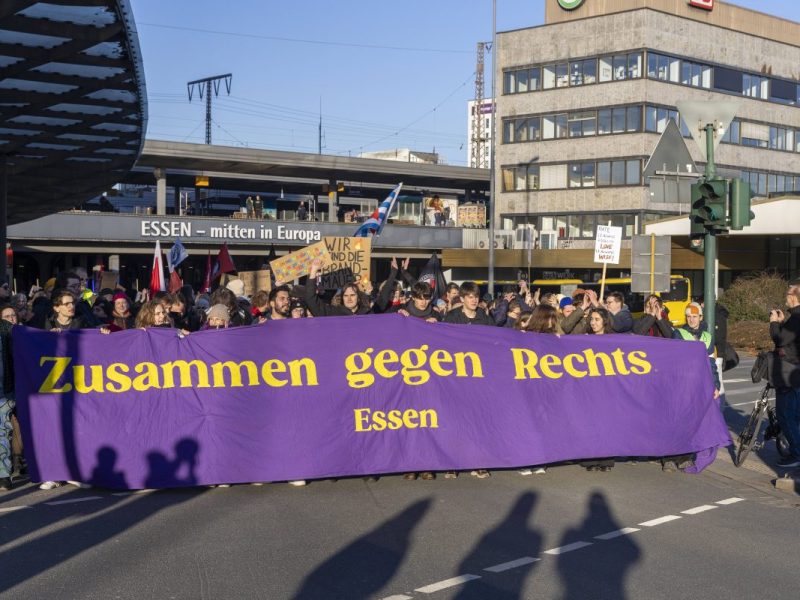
[99, 271, 119, 291]
[594, 225, 622, 264]
[239, 270, 272, 296]
[319, 237, 372, 289]
[269, 240, 332, 285]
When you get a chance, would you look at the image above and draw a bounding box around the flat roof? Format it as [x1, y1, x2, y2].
[125, 140, 490, 196]
[1, 0, 147, 224]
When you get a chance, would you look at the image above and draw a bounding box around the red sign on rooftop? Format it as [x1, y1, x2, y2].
[688, 0, 714, 10]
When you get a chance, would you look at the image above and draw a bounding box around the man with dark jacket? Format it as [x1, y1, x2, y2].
[633, 295, 673, 338]
[44, 290, 86, 331]
[305, 259, 373, 317]
[605, 291, 633, 333]
[389, 282, 440, 322]
[769, 280, 800, 468]
[443, 282, 494, 326]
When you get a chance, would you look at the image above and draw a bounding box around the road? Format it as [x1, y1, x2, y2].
[1, 354, 798, 600]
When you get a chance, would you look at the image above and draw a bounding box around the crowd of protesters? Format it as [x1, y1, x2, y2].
[2, 258, 778, 493]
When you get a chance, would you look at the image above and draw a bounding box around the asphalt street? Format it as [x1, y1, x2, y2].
[1, 354, 798, 600]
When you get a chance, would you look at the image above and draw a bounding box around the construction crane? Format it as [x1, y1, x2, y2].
[471, 42, 491, 169]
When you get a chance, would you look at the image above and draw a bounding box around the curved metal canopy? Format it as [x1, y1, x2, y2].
[0, 0, 147, 224]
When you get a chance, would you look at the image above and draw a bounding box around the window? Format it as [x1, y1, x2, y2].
[770, 126, 794, 151]
[568, 163, 596, 188]
[556, 63, 569, 88]
[626, 106, 641, 132]
[645, 106, 679, 133]
[611, 161, 625, 185]
[530, 67, 541, 91]
[599, 52, 642, 82]
[626, 160, 640, 185]
[680, 60, 711, 89]
[503, 120, 514, 143]
[568, 163, 582, 188]
[598, 109, 612, 135]
[501, 165, 540, 191]
[570, 59, 597, 86]
[517, 69, 529, 93]
[542, 114, 568, 139]
[515, 119, 529, 143]
[722, 120, 740, 144]
[713, 66, 742, 93]
[647, 52, 679, 83]
[568, 111, 596, 137]
[528, 117, 541, 141]
[527, 165, 540, 190]
[502, 117, 541, 143]
[503, 71, 515, 94]
[628, 52, 643, 79]
[594, 160, 640, 187]
[503, 67, 541, 94]
[741, 122, 769, 148]
[597, 161, 611, 186]
[613, 55, 627, 81]
[543, 64, 556, 89]
[582, 162, 596, 187]
[599, 56, 613, 82]
[743, 73, 769, 99]
[612, 108, 626, 133]
[770, 78, 796, 105]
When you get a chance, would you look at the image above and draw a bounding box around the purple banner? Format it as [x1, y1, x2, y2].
[13, 317, 730, 489]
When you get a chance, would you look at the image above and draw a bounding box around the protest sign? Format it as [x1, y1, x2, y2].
[594, 225, 623, 264]
[319, 237, 372, 289]
[15, 319, 730, 489]
[239, 270, 272, 296]
[269, 240, 332, 285]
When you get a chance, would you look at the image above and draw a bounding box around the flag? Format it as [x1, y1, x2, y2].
[418, 252, 448, 300]
[215, 243, 237, 277]
[202, 250, 212, 293]
[167, 238, 188, 273]
[355, 183, 402, 237]
[149, 240, 166, 294]
[168, 270, 183, 294]
[266, 244, 277, 285]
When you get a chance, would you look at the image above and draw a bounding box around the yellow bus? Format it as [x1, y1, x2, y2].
[528, 276, 692, 326]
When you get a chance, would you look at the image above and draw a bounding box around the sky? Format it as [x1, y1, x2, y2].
[130, 0, 800, 167]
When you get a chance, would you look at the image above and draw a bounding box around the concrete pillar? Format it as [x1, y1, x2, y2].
[154, 168, 167, 215]
[328, 178, 338, 223]
[109, 254, 120, 272]
[173, 185, 181, 216]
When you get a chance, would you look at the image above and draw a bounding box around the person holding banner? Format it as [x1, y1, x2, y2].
[605, 292, 633, 334]
[582, 306, 616, 472]
[443, 282, 493, 327]
[43, 290, 87, 332]
[391, 282, 440, 323]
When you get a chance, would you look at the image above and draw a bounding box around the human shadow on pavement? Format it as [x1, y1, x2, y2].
[453, 491, 542, 600]
[0, 439, 205, 593]
[291, 498, 431, 600]
[556, 491, 641, 600]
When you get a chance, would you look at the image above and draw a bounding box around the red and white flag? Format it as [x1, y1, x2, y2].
[149, 240, 166, 293]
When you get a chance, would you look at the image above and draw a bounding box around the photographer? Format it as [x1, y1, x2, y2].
[769, 281, 800, 468]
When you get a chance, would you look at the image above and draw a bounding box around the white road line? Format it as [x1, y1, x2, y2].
[45, 496, 103, 506]
[638, 515, 682, 527]
[415, 575, 481, 594]
[0, 505, 31, 513]
[543, 541, 593, 555]
[381, 595, 413, 600]
[111, 489, 154, 496]
[716, 497, 745, 505]
[723, 389, 758, 397]
[724, 400, 757, 408]
[484, 557, 540, 572]
[681, 505, 718, 515]
[594, 527, 640, 540]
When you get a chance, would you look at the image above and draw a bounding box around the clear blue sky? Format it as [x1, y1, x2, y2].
[130, 0, 800, 166]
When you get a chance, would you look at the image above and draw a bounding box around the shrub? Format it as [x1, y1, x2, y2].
[719, 272, 786, 323]
[727, 320, 773, 353]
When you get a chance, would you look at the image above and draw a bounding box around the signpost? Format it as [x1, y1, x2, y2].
[594, 223, 622, 300]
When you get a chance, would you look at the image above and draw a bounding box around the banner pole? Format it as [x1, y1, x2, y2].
[650, 233, 655, 295]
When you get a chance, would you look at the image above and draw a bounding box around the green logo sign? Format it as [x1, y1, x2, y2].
[557, 0, 585, 9]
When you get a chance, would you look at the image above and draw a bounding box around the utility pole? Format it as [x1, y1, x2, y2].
[318, 97, 323, 155]
[488, 0, 497, 296]
[187, 74, 232, 144]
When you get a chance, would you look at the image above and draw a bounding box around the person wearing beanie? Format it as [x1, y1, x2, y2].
[226, 278, 246, 299]
[109, 292, 135, 330]
[205, 304, 231, 329]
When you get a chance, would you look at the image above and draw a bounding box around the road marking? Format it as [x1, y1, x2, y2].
[594, 527, 640, 540]
[45, 496, 103, 506]
[723, 389, 758, 398]
[415, 574, 481, 594]
[681, 505, 718, 515]
[111, 489, 154, 496]
[543, 541, 593, 555]
[381, 596, 413, 600]
[638, 515, 682, 527]
[723, 378, 751, 384]
[725, 400, 757, 408]
[0, 505, 31, 513]
[484, 557, 540, 572]
[716, 497, 745, 505]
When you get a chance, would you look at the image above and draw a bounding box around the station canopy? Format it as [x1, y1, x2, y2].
[0, 0, 147, 224]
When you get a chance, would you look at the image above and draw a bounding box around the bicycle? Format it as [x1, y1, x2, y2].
[734, 384, 791, 467]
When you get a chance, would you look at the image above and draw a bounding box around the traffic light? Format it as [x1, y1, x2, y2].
[691, 178, 728, 230]
[728, 178, 754, 230]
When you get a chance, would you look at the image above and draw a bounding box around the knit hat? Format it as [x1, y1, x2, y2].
[207, 303, 230, 322]
[226, 278, 246, 298]
[559, 297, 573, 309]
[112, 292, 128, 302]
[685, 302, 703, 317]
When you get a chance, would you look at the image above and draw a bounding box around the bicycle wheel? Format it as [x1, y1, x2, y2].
[735, 401, 766, 467]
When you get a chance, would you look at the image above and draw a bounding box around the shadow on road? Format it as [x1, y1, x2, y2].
[557, 491, 641, 600]
[291, 498, 431, 600]
[453, 491, 542, 600]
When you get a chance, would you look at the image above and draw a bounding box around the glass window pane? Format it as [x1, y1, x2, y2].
[600, 56, 613, 82]
[626, 160, 640, 185]
[645, 106, 657, 132]
[517, 69, 528, 93]
[626, 106, 641, 132]
[611, 161, 625, 185]
[570, 61, 583, 86]
[556, 63, 569, 87]
[530, 67, 541, 91]
[515, 168, 526, 191]
[503, 120, 514, 143]
[542, 115, 555, 139]
[668, 56, 680, 82]
[597, 161, 611, 186]
[580, 215, 594, 237]
[583, 59, 596, 84]
[569, 163, 582, 188]
[502, 167, 515, 191]
[583, 112, 596, 136]
[543, 65, 555, 89]
[504, 71, 515, 94]
[629, 53, 642, 79]
[598, 109, 611, 135]
[582, 162, 596, 188]
[612, 108, 626, 133]
[528, 117, 540, 141]
[569, 215, 580, 238]
[527, 165, 539, 190]
[701, 65, 711, 89]
[647, 52, 658, 79]
[515, 119, 528, 142]
[555, 114, 568, 138]
[613, 55, 626, 80]
[681, 62, 692, 86]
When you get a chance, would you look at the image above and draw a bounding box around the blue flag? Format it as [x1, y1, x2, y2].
[167, 238, 189, 273]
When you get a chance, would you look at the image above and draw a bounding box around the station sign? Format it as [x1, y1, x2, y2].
[140, 219, 322, 244]
[688, 0, 714, 10]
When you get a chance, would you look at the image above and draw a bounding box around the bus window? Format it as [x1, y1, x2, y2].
[660, 279, 689, 303]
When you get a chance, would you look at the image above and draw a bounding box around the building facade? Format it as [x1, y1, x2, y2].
[496, 0, 800, 249]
